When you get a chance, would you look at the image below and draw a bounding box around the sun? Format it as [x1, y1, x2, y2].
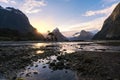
[31, 21, 54, 34]
[36, 26, 47, 33]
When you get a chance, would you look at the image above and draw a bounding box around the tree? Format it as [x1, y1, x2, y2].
[47, 30, 57, 41]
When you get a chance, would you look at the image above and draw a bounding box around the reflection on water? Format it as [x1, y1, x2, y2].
[17, 58, 75, 80]
[0, 41, 120, 80]
[36, 50, 44, 54]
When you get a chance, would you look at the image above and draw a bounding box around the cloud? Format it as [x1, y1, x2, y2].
[0, 0, 46, 14]
[10, 0, 16, 4]
[62, 16, 106, 37]
[0, 0, 9, 3]
[83, 3, 117, 16]
[70, 17, 106, 31]
[0, 0, 16, 4]
[20, 0, 46, 14]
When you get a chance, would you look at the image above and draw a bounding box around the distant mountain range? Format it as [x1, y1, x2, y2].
[93, 3, 120, 40]
[46, 29, 94, 41]
[0, 6, 44, 41]
[69, 30, 94, 41]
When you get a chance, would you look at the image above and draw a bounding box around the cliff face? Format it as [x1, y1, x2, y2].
[93, 3, 120, 40]
[0, 6, 44, 40]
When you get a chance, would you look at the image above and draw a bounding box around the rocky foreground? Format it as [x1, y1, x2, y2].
[0, 45, 59, 80]
[54, 51, 120, 80]
[0, 43, 120, 80]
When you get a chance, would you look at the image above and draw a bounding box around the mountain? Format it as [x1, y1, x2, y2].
[77, 30, 94, 40]
[90, 29, 99, 34]
[47, 28, 68, 41]
[0, 6, 44, 40]
[70, 30, 94, 41]
[93, 3, 120, 40]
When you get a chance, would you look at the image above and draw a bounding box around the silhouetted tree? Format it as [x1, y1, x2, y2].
[47, 30, 57, 41]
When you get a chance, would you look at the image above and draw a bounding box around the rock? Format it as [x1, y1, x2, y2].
[55, 62, 65, 69]
[65, 71, 68, 73]
[49, 62, 55, 66]
[33, 71, 38, 74]
[35, 65, 38, 67]
[63, 49, 67, 51]
[43, 66, 46, 68]
[56, 62, 64, 66]
[57, 56, 63, 60]
[26, 72, 31, 77]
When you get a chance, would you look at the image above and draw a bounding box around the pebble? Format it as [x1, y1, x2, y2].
[33, 72, 38, 74]
[35, 65, 38, 67]
[43, 66, 46, 68]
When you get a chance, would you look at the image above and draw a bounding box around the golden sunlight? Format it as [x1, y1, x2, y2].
[32, 21, 54, 33]
[30, 19, 55, 34]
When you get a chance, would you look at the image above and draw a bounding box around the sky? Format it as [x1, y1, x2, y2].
[0, 0, 119, 37]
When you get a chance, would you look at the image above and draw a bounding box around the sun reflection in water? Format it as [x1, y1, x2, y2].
[32, 43, 48, 48]
[36, 50, 44, 54]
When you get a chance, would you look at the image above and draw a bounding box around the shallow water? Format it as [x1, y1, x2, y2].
[0, 41, 120, 80]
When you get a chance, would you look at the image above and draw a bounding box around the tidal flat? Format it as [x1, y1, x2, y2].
[0, 41, 120, 80]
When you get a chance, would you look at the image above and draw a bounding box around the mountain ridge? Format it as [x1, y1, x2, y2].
[70, 30, 94, 41]
[93, 3, 120, 40]
[0, 6, 44, 40]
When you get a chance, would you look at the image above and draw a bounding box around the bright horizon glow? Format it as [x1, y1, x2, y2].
[0, 0, 119, 37]
[30, 20, 54, 33]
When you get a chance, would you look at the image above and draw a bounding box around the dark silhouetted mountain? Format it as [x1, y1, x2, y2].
[0, 6, 44, 40]
[46, 28, 68, 41]
[91, 29, 99, 34]
[93, 3, 120, 40]
[70, 30, 94, 41]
